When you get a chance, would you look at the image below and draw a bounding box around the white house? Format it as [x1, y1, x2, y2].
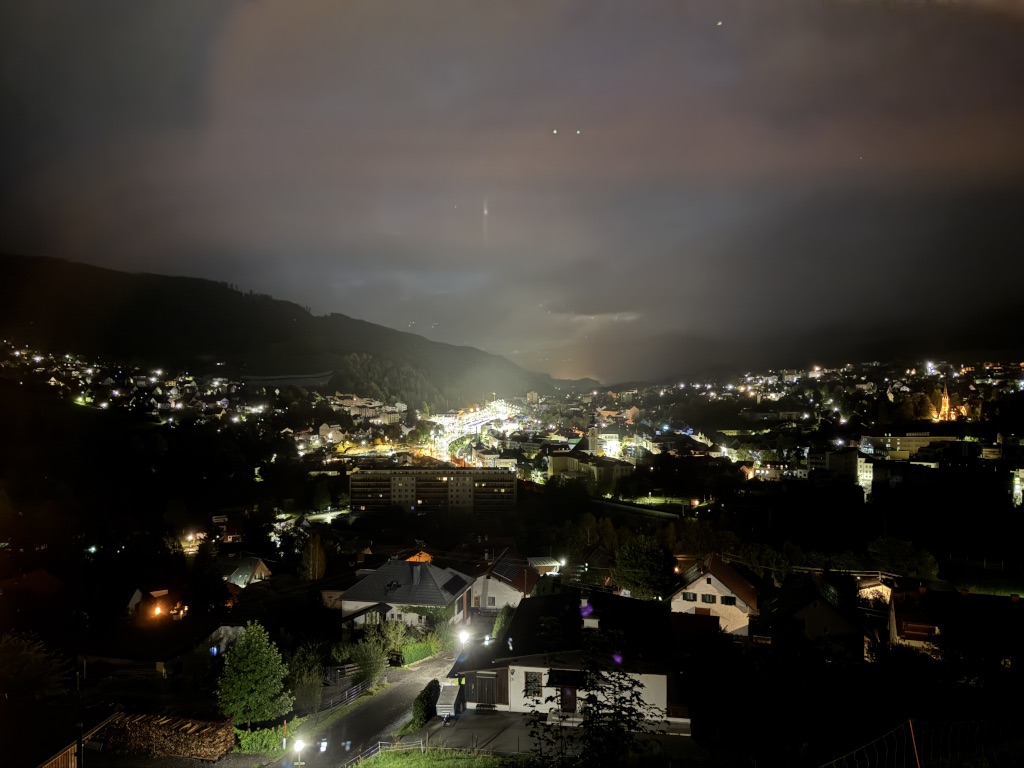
[448, 589, 704, 735]
[670, 554, 759, 636]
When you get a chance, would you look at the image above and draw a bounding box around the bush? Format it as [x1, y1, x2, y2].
[426, 622, 454, 654]
[401, 641, 434, 665]
[410, 679, 441, 730]
[351, 632, 388, 684]
[491, 604, 516, 641]
[234, 717, 305, 754]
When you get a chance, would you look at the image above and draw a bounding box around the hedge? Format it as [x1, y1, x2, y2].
[401, 641, 434, 665]
[410, 679, 441, 730]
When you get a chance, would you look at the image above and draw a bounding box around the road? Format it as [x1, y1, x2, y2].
[86, 655, 456, 768]
[283, 654, 455, 768]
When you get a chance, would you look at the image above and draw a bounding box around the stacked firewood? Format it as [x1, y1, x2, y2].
[102, 711, 236, 761]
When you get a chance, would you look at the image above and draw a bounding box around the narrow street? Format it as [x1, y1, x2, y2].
[286, 654, 454, 768]
[85, 655, 456, 768]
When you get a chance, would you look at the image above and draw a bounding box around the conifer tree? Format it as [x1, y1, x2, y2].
[216, 621, 293, 728]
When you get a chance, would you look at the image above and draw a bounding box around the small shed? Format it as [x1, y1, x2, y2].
[436, 684, 464, 719]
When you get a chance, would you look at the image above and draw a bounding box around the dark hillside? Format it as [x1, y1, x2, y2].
[0, 254, 597, 407]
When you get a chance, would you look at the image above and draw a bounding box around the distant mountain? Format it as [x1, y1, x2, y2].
[0, 254, 598, 409]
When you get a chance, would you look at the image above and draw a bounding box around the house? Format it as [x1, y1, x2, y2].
[81, 619, 244, 680]
[127, 586, 187, 620]
[338, 558, 475, 629]
[670, 554, 759, 636]
[888, 586, 941, 652]
[448, 587, 715, 734]
[889, 586, 1024, 667]
[436, 534, 541, 615]
[217, 553, 272, 589]
[750, 573, 865, 659]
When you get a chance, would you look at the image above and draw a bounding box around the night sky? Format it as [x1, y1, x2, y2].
[2, 1, 1023, 383]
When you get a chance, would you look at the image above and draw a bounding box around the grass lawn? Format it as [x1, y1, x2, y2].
[362, 749, 513, 767]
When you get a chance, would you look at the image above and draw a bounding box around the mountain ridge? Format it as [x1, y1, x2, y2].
[0, 254, 598, 409]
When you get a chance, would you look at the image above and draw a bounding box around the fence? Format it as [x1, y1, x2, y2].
[337, 739, 424, 767]
[818, 714, 1024, 768]
[332, 677, 373, 709]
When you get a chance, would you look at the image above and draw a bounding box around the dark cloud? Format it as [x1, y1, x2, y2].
[1, 1, 1023, 383]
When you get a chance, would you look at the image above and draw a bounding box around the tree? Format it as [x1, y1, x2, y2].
[867, 537, 939, 578]
[0, 632, 68, 703]
[525, 628, 664, 768]
[379, 619, 408, 654]
[491, 604, 516, 641]
[288, 643, 325, 716]
[351, 630, 388, 685]
[613, 534, 674, 600]
[187, 541, 231, 613]
[311, 481, 332, 511]
[216, 621, 293, 728]
[299, 533, 327, 581]
[576, 629, 665, 768]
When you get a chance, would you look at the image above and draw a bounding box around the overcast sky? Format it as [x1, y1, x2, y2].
[2, 1, 1023, 383]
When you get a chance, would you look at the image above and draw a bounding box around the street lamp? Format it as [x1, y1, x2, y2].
[294, 739, 306, 766]
[459, 630, 469, 646]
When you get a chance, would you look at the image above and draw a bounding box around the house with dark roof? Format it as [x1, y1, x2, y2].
[669, 554, 760, 636]
[750, 573, 865, 660]
[217, 553, 271, 589]
[447, 587, 716, 734]
[338, 558, 475, 629]
[435, 534, 541, 615]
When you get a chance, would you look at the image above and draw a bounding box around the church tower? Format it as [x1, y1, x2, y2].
[939, 384, 950, 421]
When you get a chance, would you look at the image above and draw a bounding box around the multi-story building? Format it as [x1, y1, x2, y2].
[349, 467, 517, 514]
[859, 432, 958, 460]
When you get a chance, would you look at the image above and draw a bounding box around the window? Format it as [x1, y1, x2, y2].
[701, 594, 717, 604]
[706, 577, 712, 584]
[418, 615, 425, 625]
[525, 671, 543, 698]
[721, 596, 737, 607]
[487, 596, 496, 606]
[681, 592, 697, 602]
[396, 613, 403, 621]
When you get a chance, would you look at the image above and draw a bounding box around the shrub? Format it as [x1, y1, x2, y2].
[426, 621, 454, 654]
[410, 679, 441, 730]
[234, 716, 305, 754]
[351, 632, 388, 684]
[401, 641, 434, 665]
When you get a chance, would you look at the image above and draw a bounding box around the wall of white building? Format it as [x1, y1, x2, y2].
[670, 573, 753, 635]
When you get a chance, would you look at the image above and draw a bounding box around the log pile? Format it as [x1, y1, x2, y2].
[102, 711, 236, 761]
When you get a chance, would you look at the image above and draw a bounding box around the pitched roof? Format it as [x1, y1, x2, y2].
[676, 554, 759, 610]
[341, 559, 473, 608]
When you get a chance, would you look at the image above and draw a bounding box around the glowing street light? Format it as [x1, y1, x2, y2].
[459, 630, 469, 646]
[294, 738, 306, 766]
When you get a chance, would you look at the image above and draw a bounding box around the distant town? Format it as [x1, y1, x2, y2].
[3, 339, 1024, 768]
